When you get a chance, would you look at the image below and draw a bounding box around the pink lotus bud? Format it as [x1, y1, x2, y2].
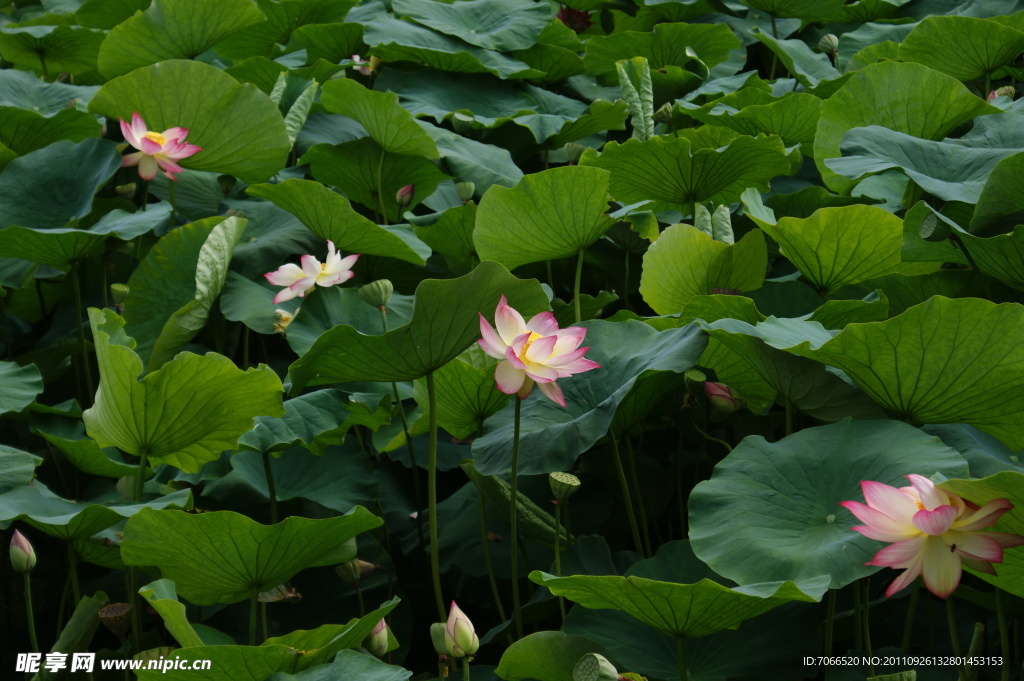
[988, 85, 1015, 101]
[364, 618, 389, 657]
[395, 184, 415, 209]
[703, 382, 744, 413]
[445, 601, 479, 658]
[10, 530, 36, 573]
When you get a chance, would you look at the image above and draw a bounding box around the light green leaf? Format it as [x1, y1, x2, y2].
[271, 72, 317, 146]
[461, 460, 567, 549]
[0, 445, 40, 493]
[140, 579, 205, 649]
[264, 649, 411, 681]
[419, 120, 524, 194]
[215, 0, 355, 62]
[0, 68, 97, 114]
[247, 179, 429, 265]
[474, 166, 614, 270]
[752, 28, 840, 88]
[89, 60, 290, 183]
[121, 506, 380, 605]
[97, 0, 265, 78]
[617, 57, 655, 141]
[496, 632, 608, 681]
[412, 202, 478, 275]
[0, 25, 104, 76]
[900, 16, 1024, 82]
[34, 592, 108, 681]
[639, 225, 767, 315]
[689, 419, 968, 589]
[814, 61, 999, 194]
[971, 150, 1024, 235]
[83, 308, 285, 473]
[392, 0, 550, 51]
[0, 106, 98, 169]
[40, 432, 142, 479]
[237, 389, 351, 456]
[413, 346, 507, 440]
[684, 91, 821, 148]
[584, 22, 740, 78]
[288, 261, 548, 386]
[0, 361, 43, 415]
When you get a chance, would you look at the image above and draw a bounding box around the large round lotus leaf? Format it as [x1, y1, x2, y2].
[760, 205, 902, 293]
[971, 151, 1024, 235]
[752, 29, 841, 89]
[471, 320, 707, 476]
[0, 107, 98, 169]
[639, 225, 767, 315]
[0, 481, 192, 540]
[0, 68, 97, 114]
[97, 0, 264, 78]
[900, 16, 1024, 82]
[121, 506, 381, 605]
[924, 423, 1024, 479]
[287, 261, 548, 386]
[583, 22, 740, 77]
[495, 631, 609, 681]
[689, 419, 969, 589]
[0, 25, 104, 76]
[83, 308, 285, 473]
[392, 0, 550, 52]
[89, 60, 290, 183]
[580, 135, 791, 210]
[412, 345, 508, 440]
[815, 61, 998, 194]
[737, 0, 843, 19]
[941, 472, 1024, 599]
[0, 361, 42, 415]
[475, 166, 615, 270]
[685, 91, 821, 148]
[215, 0, 355, 62]
[946, 224, 1024, 291]
[0, 445, 40, 494]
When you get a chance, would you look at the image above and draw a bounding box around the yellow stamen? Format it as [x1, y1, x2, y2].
[143, 131, 167, 146]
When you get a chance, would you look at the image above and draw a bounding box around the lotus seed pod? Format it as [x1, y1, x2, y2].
[358, 279, 394, 309]
[115, 183, 136, 200]
[10, 530, 36, 573]
[110, 283, 129, 305]
[653, 102, 674, 125]
[988, 85, 1015, 101]
[364, 618, 389, 657]
[429, 622, 448, 655]
[395, 183, 415, 208]
[573, 653, 620, 681]
[452, 112, 475, 135]
[98, 602, 133, 639]
[549, 472, 581, 503]
[563, 143, 586, 163]
[456, 181, 476, 203]
[818, 34, 839, 53]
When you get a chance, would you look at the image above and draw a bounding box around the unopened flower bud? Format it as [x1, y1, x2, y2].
[549, 472, 581, 503]
[364, 618, 389, 657]
[98, 602, 133, 639]
[335, 559, 361, 584]
[818, 34, 839, 54]
[704, 381, 745, 413]
[116, 475, 135, 500]
[563, 142, 586, 164]
[429, 622, 448, 655]
[110, 283, 130, 305]
[351, 55, 371, 76]
[273, 308, 296, 334]
[10, 530, 36, 573]
[456, 181, 476, 203]
[573, 653, 621, 681]
[358, 279, 394, 309]
[369, 56, 383, 74]
[653, 102, 674, 125]
[445, 601, 479, 658]
[395, 184, 415, 209]
[988, 85, 1015, 101]
[115, 183, 136, 200]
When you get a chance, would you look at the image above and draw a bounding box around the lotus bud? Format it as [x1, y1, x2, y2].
[273, 308, 296, 335]
[395, 184, 415, 209]
[818, 34, 839, 54]
[549, 472, 581, 504]
[10, 530, 36, 573]
[369, 56, 383, 74]
[704, 381, 745, 413]
[358, 279, 394, 309]
[98, 602, 133, 639]
[573, 653, 621, 681]
[444, 601, 479, 658]
[988, 85, 1015, 101]
[455, 181, 476, 203]
[115, 475, 135, 500]
[563, 142, 586, 164]
[429, 622, 448, 655]
[115, 183, 136, 200]
[110, 283, 130, 305]
[364, 618, 389, 657]
[335, 558, 362, 584]
[653, 102, 674, 125]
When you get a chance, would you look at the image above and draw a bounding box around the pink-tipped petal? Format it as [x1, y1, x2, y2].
[524, 365, 560, 382]
[336, 253, 360, 270]
[988, 531, 1024, 549]
[961, 557, 998, 575]
[300, 254, 322, 278]
[156, 157, 183, 176]
[862, 480, 919, 522]
[139, 136, 163, 156]
[868, 536, 926, 568]
[884, 563, 923, 597]
[849, 523, 916, 544]
[494, 296, 527, 345]
[912, 506, 958, 535]
[286, 276, 316, 299]
[551, 328, 586, 355]
[920, 536, 962, 598]
[554, 357, 601, 375]
[906, 474, 949, 511]
[517, 376, 535, 399]
[526, 311, 559, 336]
[273, 286, 301, 303]
[494, 361, 526, 395]
[524, 335, 557, 363]
[120, 117, 138, 147]
[161, 126, 187, 141]
[505, 345, 527, 371]
[955, 498, 1013, 532]
[478, 314, 507, 358]
[840, 501, 919, 540]
[265, 263, 306, 286]
[538, 380, 566, 407]
[949, 532, 1003, 563]
[137, 155, 159, 180]
[164, 141, 202, 159]
[121, 151, 144, 168]
[130, 112, 148, 144]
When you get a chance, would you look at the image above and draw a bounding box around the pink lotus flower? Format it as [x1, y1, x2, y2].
[118, 112, 201, 181]
[478, 296, 600, 407]
[351, 55, 371, 76]
[264, 240, 359, 303]
[840, 474, 1024, 598]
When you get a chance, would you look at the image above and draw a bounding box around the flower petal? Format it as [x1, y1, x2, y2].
[538, 380, 566, 407]
[949, 531, 1003, 563]
[156, 157, 183, 177]
[954, 498, 1013, 532]
[906, 474, 950, 511]
[130, 112, 148, 144]
[988, 531, 1024, 549]
[862, 480, 919, 522]
[336, 253, 360, 270]
[920, 535, 962, 598]
[120, 117, 139, 148]
[478, 314, 507, 358]
[495, 296, 527, 345]
[494, 361, 525, 395]
[161, 126, 187, 142]
[884, 565, 923, 597]
[912, 505, 958, 535]
[524, 335, 557, 363]
[300, 254, 322, 277]
[524, 365, 560, 382]
[552, 327, 586, 355]
[552, 357, 601, 375]
[137, 155, 159, 180]
[139, 136, 163, 156]
[839, 501, 919, 540]
[504, 345, 527, 371]
[526, 311, 559, 336]
[265, 263, 306, 286]
[121, 151, 144, 168]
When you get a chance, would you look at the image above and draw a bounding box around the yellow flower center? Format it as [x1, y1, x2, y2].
[521, 331, 543, 355]
[916, 500, 925, 510]
[143, 131, 167, 146]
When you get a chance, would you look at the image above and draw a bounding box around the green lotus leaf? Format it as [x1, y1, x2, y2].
[262, 601, 401, 670]
[580, 135, 791, 212]
[40, 431, 144, 479]
[937, 223, 1024, 291]
[461, 460, 568, 549]
[76, 0, 149, 30]
[237, 390, 353, 456]
[806, 292, 889, 328]
[320, 77, 438, 159]
[302, 139, 447, 224]
[0, 482, 192, 540]
[0, 360, 42, 415]
[617, 56, 655, 141]
[531, 565, 824, 639]
[472, 320, 707, 476]
[475, 166, 614, 270]
[419, 120, 524, 195]
[838, 0, 910, 22]
[0, 444, 40, 494]
[924, 423, 1024, 479]
[140, 579, 204, 649]
[496, 631, 609, 681]
[97, 0, 265, 78]
[684, 90, 821, 148]
[121, 506, 380, 605]
[412, 201, 479, 275]
[584, 22, 739, 78]
[215, 0, 355, 61]
[83, 308, 285, 473]
[689, 419, 969, 589]
[413, 346, 508, 440]
[736, 0, 843, 19]
[262, 649, 411, 681]
[900, 15, 1024, 82]
[288, 261, 548, 387]
[288, 21, 366, 66]
[511, 20, 586, 83]
[0, 68, 96, 114]
[761, 205, 903, 293]
[814, 61, 999, 194]
[351, 3, 542, 80]
[393, 0, 550, 52]
[282, 286, 414, 357]
[752, 28, 840, 88]
[0, 106, 98, 170]
[639, 224, 767, 315]
[89, 60, 290, 183]
[247, 179, 430, 266]
[971, 150, 1024, 235]
[0, 25, 104, 76]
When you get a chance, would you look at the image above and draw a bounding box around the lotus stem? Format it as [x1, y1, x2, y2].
[262, 451, 278, 524]
[768, 14, 779, 80]
[853, 580, 863, 650]
[130, 446, 150, 652]
[996, 589, 1009, 681]
[901, 582, 920, 652]
[677, 635, 687, 681]
[946, 596, 967, 681]
[510, 397, 524, 639]
[168, 177, 176, 227]
[689, 417, 732, 452]
[824, 588, 836, 656]
[623, 250, 630, 310]
[261, 601, 268, 642]
[477, 488, 508, 625]
[784, 399, 794, 437]
[463, 656, 471, 681]
[863, 581, 874, 676]
[71, 263, 94, 401]
[24, 573, 38, 653]
[249, 590, 258, 646]
[426, 371, 446, 622]
[610, 436, 645, 557]
[242, 326, 250, 369]
[68, 544, 80, 604]
[377, 149, 389, 225]
[573, 249, 584, 323]
[140, 180, 148, 212]
[39, 53, 48, 81]
[624, 438, 651, 557]
[546, 260, 554, 290]
[554, 502, 566, 623]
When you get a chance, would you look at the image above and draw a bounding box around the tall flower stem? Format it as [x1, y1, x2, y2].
[68, 545, 81, 604]
[463, 657, 471, 681]
[168, 178, 177, 227]
[477, 489, 508, 625]
[24, 573, 38, 653]
[996, 589, 1009, 681]
[509, 397, 524, 639]
[610, 436, 645, 557]
[676, 636, 687, 681]
[130, 447, 150, 652]
[824, 588, 836, 655]
[262, 451, 278, 524]
[261, 601, 268, 642]
[624, 438, 651, 556]
[901, 582, 920, 651]
[946, 597, 966, 681]
[71, 263, 94, 401]
[140, 181, 148, 212]
[377, 150, 389, 225]
[426, 371, 446, 622]
[853, 581, 863, 650]
[554, 502, 566, 622]
[863, 581, 874, 676]
[249, 591, 258, 646]
[768, 14, 780, 80]
[573, 249, 584, 323]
